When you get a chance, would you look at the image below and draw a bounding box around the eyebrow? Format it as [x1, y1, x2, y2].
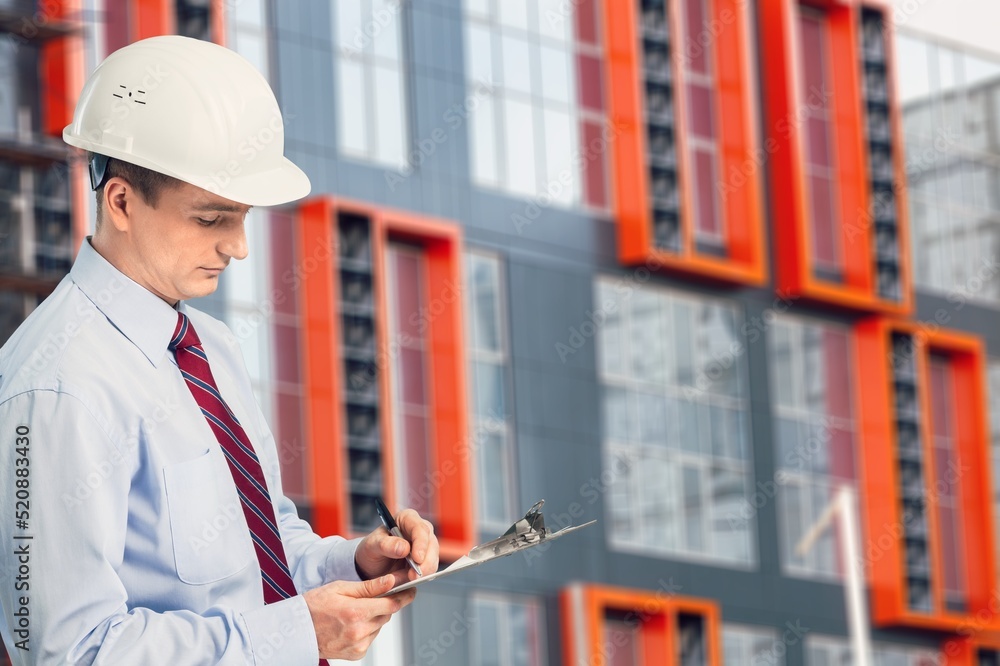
[189, 203, 253, 214]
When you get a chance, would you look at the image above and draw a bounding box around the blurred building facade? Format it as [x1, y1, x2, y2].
[2, 0, 1000, 664]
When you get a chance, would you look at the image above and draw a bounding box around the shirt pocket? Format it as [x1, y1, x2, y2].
[163, 449, 254, 585]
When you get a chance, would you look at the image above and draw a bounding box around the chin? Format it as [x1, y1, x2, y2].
[183, 282, 220, 301]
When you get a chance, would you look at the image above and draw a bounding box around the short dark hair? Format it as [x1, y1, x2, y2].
[93, 156, 183, 226]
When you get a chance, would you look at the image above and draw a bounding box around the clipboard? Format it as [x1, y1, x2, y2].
[378, 500, 596, 597]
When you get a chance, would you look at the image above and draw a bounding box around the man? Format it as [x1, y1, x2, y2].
[0, 35, 437, 664]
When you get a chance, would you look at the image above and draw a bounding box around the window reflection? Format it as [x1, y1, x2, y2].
[900, 32, 1000, 304]
[333, 0, 408, 168]
[464, 252, 517, 528]
[463, 0, 608, 208]
[769, 317, 857, 580]
[596, 277, 753, 564]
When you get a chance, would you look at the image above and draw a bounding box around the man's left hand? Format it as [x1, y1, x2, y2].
[355, 509, 440, 585]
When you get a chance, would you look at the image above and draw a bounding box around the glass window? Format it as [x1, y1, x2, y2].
[227, 0, 269, 77]
[927, 356, 967, 613]
[462, 0, 608, 209]
[264, 210, 311, 502]
[470, 594, 547, 666]
[0, 35, 41, 137]
[332, 0, 408, 168]
[0, 161, 72, 278]
[806, 635, 942, 665]
[176, 0, 213, 41]
[597, 277, 754, 565]
[603, 615, 642, 666]
[797, 8, 842, 281]
[387, 243, 435, 521]
[680, 0, 723, 248]
[465, 252, 516, 528]
[0, 24, 70, 291]
[723, 625, 782, 666]
[899, 33, 1000, 305]
[989, 360, 1000, 572]
[769, 316, 856, 580]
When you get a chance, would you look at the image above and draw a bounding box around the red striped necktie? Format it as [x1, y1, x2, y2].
[168, 312, 298, 604]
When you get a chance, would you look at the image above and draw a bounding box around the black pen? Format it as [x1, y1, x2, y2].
[375, 497, 422, 577]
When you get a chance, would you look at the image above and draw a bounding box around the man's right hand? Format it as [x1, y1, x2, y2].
[302, 575, 416, 661]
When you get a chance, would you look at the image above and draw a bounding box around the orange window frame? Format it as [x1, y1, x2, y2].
[760, 0, 912, 314]
[561, 583, 722, 666]
[945, 634, 1000, 665]
[298, 197, 474, 561]
[856, 318, 997, 632]
[602, 0, 766, 286]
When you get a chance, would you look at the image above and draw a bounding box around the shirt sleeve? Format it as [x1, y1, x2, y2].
[0, 389, 320, 666]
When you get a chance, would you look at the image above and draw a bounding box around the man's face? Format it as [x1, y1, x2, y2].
[122, 181, 252, 305]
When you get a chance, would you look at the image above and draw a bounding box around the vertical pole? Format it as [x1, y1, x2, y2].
[839, 486, 873, 666]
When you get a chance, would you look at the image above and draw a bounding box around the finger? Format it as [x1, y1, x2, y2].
[366, 523, 411, 559]
[388, 566, 412, 587]
[382, 535, 411, 559]
[379, 587, 417, 609]
[419, 521, 440, 575]
[351, 574, 396, 599]
[397, 510, 432, 562]
[401, 518, 438, 576]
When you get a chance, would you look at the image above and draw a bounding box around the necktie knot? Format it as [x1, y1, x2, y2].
[169, 312, 202, 352]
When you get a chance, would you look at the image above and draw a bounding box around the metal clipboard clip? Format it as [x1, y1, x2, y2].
[378, 499, 596, 597]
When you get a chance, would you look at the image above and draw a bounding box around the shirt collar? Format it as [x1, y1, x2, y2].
[70, 237, 180, 368]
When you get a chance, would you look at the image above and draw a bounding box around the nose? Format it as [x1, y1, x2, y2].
[220, 219, 249, 261]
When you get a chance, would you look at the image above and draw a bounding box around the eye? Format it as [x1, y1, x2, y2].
[197, 217, 221, 227]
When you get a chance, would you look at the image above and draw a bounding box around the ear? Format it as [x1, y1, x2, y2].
[102, 177, 133, 233]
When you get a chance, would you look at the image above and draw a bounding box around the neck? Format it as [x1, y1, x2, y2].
[90, 229, 180, 307]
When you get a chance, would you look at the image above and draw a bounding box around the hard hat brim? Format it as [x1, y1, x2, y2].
[64, 127, 312, 207]
[205, 156, 313, 208]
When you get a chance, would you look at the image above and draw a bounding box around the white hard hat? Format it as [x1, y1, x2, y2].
[63, 35, 310, 206]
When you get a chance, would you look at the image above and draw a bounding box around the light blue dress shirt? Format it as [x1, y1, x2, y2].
[0, 238, 360, 664]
